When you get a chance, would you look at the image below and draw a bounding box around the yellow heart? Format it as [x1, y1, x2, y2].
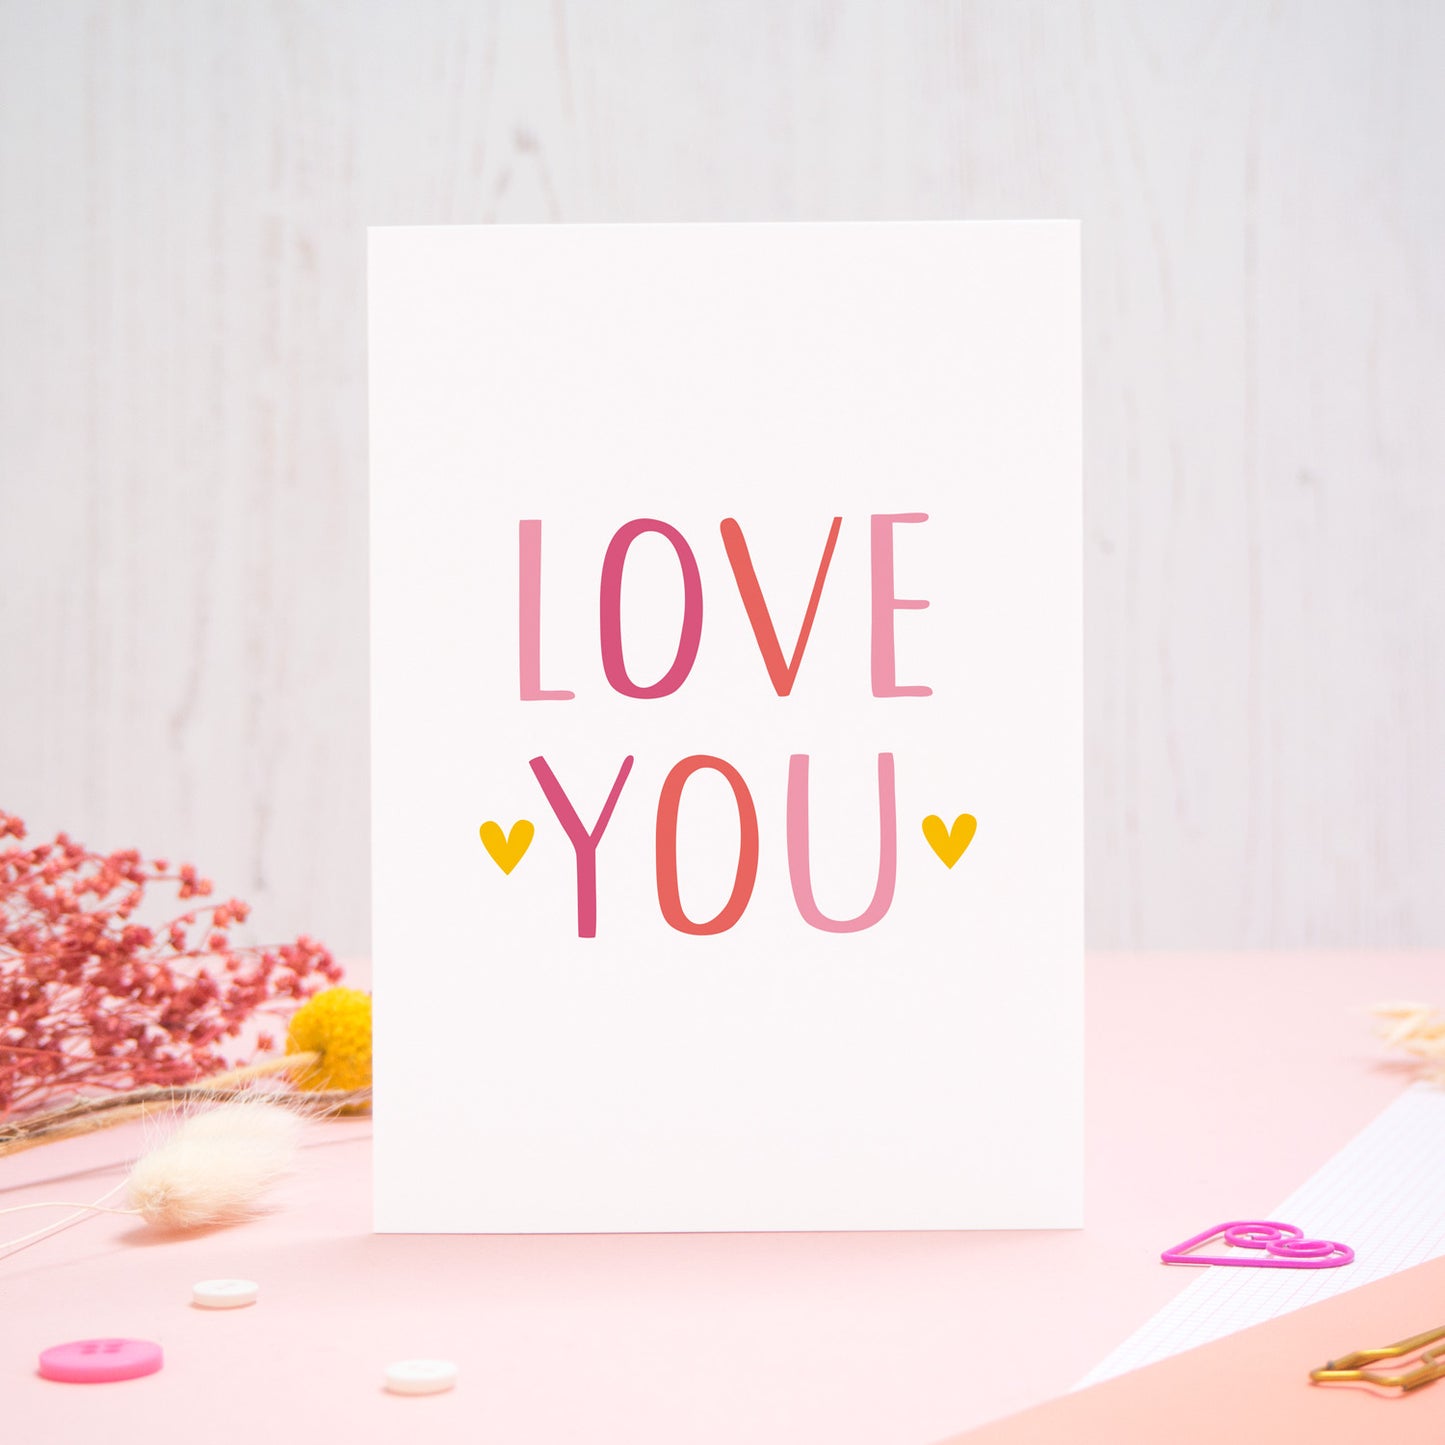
[922, 813, 977, 869]
[479, 819, 535, 875]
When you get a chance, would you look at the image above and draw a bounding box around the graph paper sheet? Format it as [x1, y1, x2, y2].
[1078, 1083, 1445, 1387]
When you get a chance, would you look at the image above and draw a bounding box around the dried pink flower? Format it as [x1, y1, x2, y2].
[0, 811, 342, 1117]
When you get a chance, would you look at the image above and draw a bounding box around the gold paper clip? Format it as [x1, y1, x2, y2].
[1310, 1325, 1445, 1392]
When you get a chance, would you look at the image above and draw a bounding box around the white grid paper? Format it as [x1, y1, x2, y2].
[1077, 1083, 1445, 1387]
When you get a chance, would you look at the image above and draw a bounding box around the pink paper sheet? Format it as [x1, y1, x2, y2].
[940, 1253, 1445, 1444]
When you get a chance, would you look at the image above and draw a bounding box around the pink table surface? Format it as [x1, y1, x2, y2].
[1, 951, 1437, 1444]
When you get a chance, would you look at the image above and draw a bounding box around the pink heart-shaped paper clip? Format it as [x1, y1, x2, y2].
[1161, 1220, 1354, 1270]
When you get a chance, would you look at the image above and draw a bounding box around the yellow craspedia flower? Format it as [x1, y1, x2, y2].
[286, 986, 372, 1096]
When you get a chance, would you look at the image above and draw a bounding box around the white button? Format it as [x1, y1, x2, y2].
[385, 1358, 458, 1395]
[192, 1278, 259, 1309]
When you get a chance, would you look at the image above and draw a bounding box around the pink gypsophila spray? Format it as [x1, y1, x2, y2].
[0, 812, 342, 1117]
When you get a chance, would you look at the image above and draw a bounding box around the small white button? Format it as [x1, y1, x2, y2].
[192, 1278, 259, 1309]
[385, 1358, 458, 1395]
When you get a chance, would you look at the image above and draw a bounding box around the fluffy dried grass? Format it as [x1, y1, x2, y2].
[1372, 1001, 1445, 1082]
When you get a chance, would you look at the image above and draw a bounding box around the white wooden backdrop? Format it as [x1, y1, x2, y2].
[1, 0, 1442, 954]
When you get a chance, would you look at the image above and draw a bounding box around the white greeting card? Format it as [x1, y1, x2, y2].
[369, 221, 1082, 1233]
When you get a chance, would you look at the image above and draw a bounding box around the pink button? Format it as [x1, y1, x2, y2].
[38, 1338, 163, 1383]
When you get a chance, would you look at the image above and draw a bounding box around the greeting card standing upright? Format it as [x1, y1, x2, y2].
[369, 222, 1083, 1233]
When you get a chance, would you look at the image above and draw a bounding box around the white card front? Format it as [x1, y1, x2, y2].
[369, 222, 1082, 1233]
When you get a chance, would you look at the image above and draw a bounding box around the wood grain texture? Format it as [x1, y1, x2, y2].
[1, 0, 1442, 951]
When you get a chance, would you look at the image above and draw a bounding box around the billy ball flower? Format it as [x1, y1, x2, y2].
[285, 987, 372, 1096]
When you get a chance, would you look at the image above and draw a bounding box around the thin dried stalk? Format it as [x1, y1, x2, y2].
[0, 1053, 370, 1159]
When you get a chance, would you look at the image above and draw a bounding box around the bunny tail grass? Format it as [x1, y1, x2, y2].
[126, 1099, 302, 1230]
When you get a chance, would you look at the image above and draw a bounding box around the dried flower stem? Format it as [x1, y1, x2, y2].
[0, 1181, 128, 1261]
[0, 1054, 371, 1159]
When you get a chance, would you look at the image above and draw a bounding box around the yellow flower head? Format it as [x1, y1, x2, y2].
[286, 986, 372, 1096]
